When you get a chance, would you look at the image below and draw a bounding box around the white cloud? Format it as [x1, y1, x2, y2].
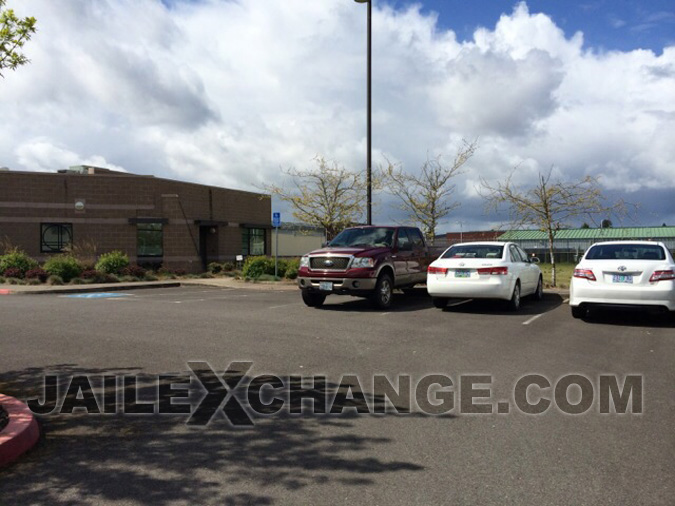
[2, 0, 674, 228]
[15, 138, 126, 173]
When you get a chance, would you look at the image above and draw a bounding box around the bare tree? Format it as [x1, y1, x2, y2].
[480, 167, 628, 286]
[263, 156, 369, 240]
[383, 140, 477, 241]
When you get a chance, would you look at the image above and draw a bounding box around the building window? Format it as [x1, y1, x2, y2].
[41, 223, 73, 253]
[242, 228, 266, 256]
[137, 223, 163, 257]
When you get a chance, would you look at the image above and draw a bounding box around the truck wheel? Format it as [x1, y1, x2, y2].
[507, 282, 521, 311]
[371, 273, 394, 309]
[302, 290, 326, 308]
[432, 297, 448, 309]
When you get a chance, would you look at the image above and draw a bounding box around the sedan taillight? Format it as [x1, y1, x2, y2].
[649, 270, 675, 282]
[428, 266, 448, 275]
[477, 266, 508, 275]
[573, 269, 596, 281]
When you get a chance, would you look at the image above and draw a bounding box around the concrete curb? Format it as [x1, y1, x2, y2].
[0, 394, 40, 468]
[0, 279, 568, 296]
[0, 281, 181, 295]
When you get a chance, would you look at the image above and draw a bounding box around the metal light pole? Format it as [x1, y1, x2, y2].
[355, 0, 372, 225]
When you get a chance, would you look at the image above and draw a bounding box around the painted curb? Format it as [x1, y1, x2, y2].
[0, 394, 40, 468]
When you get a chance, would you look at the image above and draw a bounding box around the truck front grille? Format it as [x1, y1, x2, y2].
[309, 256, 351, 271]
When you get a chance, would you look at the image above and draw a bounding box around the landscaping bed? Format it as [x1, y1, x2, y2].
[0, 247, 301, 287]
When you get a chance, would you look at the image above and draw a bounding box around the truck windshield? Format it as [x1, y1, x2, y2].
[329, 227, 394, 248]
[442, 244, 504, 259]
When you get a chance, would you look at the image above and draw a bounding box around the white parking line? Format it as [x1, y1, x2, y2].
[268, 303, 299, 309]
[563, 298, 570, 304]
[523, 314, 545, 325]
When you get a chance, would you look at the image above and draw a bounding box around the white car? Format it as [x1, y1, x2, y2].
[569, 241, 675, 318]
[427, 242, 543, 311]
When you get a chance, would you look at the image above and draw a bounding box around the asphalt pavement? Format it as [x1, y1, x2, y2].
[0, 285, 673, 505]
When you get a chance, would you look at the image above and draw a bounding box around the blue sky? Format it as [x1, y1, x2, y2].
[2, 0, 675, 232]
[396, 0, 675, 53]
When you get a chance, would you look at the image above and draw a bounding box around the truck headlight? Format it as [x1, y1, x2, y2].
[352, 257, 375, 268]
[300, 256, 310, 268]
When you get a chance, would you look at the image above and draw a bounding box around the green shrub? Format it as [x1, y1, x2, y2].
[46, 275, 64, 285]
[283, 258, 300, 280]
[242, 256, 276, 279]
[95, 250, 130, 274]
[144, 274, 158, 281]
[43, 255, 83, 282]
[222, 262, 235, 272]
[0, 276, 5, 284]
[0, 248, 38, 276]
[207, 262, 223, 274]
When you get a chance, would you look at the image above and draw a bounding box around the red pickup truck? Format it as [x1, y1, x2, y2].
[297, 225, 434, 309]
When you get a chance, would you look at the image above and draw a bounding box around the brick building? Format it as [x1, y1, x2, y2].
[0, 166, 271, 272]
[433, 230, 502, 248]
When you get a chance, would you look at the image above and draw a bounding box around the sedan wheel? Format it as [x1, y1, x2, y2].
[533, 276, 543, 301]
[432, 297, 448, 309]
[507, 282, 521, 311]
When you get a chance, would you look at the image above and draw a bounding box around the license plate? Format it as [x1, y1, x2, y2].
[612, 274, 633, 283]
[455, 269, 471, 278]
[319, 281, 333, 291]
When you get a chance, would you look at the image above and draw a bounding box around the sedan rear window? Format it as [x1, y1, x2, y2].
[585, 243, 666, 261]
[442, 244, 504, 259]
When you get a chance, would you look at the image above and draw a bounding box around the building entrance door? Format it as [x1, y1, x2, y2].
[199, 226, 219, 270]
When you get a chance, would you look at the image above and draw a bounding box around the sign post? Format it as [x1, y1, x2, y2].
[272, 212, 281, 279]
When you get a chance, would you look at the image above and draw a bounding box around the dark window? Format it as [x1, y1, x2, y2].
[586, 243, 666, 261]
[243, 228, 266, 256]
[510, 245, 525, 262]
[396, 229, 412, 251]
[406, 228, 425, 248]
[137, 223, 163, 257]
[442, 244, 504, 259]
[517, 246, 530, 262]
[41, 223, 73, 253]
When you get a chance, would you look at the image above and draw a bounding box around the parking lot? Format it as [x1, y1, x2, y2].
[1, 285, 674, 505]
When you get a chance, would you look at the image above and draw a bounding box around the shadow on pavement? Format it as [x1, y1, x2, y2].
[440, 293, 564, 317]
[0, 364, 428, 505]
[579, 308, 675, 329]
[314, 289, 433, 313]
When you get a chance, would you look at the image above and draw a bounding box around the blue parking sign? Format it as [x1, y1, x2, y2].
[273, 212, 281, 228]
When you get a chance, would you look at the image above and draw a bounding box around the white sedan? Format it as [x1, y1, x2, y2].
[427, 242, 543, 311]
[569, 241, 675, 318]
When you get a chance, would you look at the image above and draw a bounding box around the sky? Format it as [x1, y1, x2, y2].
[1, 0, 674, 233]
